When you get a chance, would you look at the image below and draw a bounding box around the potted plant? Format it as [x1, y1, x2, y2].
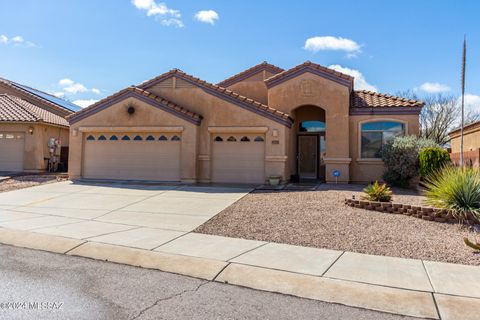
[268, 175, 281, 186]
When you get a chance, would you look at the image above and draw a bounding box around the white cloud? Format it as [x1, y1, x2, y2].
[91, 88, 101, 94]
[462, 94, 480, 114]
[304, 36, 361, 57]
[194, 10, 219, 25]
[59, 78, 74, 86]
[132, 0, 183, 27]
[328, 64, 377, 92]
[64, 83, 88, 94]
[73, 99, 99, 109]
[418, 82, 451, 93]
[0, 34, 35, 47]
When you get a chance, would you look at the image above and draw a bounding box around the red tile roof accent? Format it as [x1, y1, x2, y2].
[0, 94, 68, 126]
[352, 90, 424, 108]
[264, 61, 354, 89]
[139, 69, 293, 126]
[217, 61, 284, 87]
[0, 78, 74, 115]
[67, 86, 203, 125]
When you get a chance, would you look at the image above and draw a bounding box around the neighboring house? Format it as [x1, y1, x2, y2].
[67, 61, 423, 184]
[449, 121, 480, 166]
[0, 78, 78, 172]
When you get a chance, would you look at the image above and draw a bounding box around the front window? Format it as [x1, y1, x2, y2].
[299, 121, 325, 133]
[361, 121, 405, 158]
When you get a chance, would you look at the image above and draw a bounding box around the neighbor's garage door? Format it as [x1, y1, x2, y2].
[83, 133, 181, 181]
[211, 134, 265, 184]
[0, 133, 24, 172]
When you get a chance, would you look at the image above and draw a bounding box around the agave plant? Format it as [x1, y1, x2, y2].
[362, 181, 393, 202]
[424, 166, 480, 221]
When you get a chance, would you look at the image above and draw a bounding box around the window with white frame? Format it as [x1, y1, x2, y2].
[360, 121, 405, 158]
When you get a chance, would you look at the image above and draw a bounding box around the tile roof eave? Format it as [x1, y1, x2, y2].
[139, 69, 293, 127]
[217, 61, 284, 87]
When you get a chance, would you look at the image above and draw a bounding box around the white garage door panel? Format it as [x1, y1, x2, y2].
[83, 133, 181, 181]
[212, 135, 265, 184]
[0, 133, 24, 171]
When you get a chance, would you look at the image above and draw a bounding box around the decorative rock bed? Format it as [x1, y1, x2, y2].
[344, 198, 479, 225]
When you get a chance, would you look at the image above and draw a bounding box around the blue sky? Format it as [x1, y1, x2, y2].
[0, 0, 479, 110]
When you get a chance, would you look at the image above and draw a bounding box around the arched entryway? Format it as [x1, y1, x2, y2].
[291, 105, 326, 181]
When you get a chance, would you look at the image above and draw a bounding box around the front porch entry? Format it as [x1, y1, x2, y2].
[294, 105, 326, 181]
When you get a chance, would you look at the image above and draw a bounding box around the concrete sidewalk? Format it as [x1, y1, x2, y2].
[0, 181, 479, 319]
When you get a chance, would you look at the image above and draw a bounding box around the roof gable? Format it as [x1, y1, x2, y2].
[67, 87, 203, 125]
[217, 61, 284, 87]
[139, 69, 293, 127]
[0, 94, 68, 127]
[264, 61, 354, 90]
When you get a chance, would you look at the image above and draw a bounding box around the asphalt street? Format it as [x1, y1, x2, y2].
[0, 244, 416, 320]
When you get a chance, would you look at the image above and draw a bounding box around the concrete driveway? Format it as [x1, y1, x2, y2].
[0, 181, 250, 249]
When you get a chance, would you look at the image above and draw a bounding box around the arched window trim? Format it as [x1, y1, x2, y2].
[227, 136, 237, 142]
[109, 135, 118, 141]
[133, 135, 143, 141]
[254, 136, 264, 142]
[121, 135, 131, 141]
[146, 135, 155, 141]
[358, 119, 407, 160]
[171, 135, 181, 141]
[214, 136, 223, 142]
[98, 135, 107, 141]
[86, 135, 95, 141]
[159, 135, 168, 141]
[240, 136, 250, 142]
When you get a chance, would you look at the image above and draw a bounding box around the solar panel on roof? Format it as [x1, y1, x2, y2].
[12, 83, 82, 112]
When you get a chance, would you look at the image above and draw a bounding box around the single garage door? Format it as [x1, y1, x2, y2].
[83, 133, 181, 181]
[0, 133, 24, 172]
[212, 134, 265, 184]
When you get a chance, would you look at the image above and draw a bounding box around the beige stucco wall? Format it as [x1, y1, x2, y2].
[267, 72, 351, 182]
[349, 114, 420, 183]
[450, 128, 480, 153]
[224, 70, 278, 105]
[0, 123, 69, 171]
[68, 96, 199, 181]
[146, 77, 288, 182]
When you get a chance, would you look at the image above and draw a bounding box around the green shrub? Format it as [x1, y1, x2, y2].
[382, 136, 438, 187]
[419, 148, 451, 178]
[424, 166, 480, 221]
[362, 181, 393, 202]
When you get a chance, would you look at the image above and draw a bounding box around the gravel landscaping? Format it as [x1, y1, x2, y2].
[196, 184, 480, 266]
[0, 174, 67, 193]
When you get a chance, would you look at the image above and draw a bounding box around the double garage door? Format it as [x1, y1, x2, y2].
[83, 132, 181, 181]
[211, 134, 265, 184]
[82, 132, 266, 183]
[0, 133, 24, 172]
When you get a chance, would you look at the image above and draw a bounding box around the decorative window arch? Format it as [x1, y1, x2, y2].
[360, 120, 406, 159]
[98, 135, 107, 141]
[121, 135, 131, 141]
[227, 136, 237, 142]
[254, 136, 264, 142]
[171, 135, 181, 141]
[110, 135, 118, 141]
[240, 136, 250, 142]
[133, 135, 143, 141]
[214, 136, 223, 142]
[159, 135, 168, 141]
[86, 135, 95, 141]
[146, 135, 155, 141]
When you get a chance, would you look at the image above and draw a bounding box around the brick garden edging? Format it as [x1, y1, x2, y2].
[344, 198, 479, 224]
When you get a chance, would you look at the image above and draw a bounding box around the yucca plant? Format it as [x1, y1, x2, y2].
[362, 181, 393, 202]
[424, 166, 480, 221]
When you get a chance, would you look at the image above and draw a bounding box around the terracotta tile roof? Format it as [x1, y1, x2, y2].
[67, 86, 203, 125]
[352, 90, 425, 108]
[217, 61, 284, 87]
[139, 69, 293, 126]
[264, 61, 354, 89]
[0, 77, 76, 114]
[0, 94, 68, 126]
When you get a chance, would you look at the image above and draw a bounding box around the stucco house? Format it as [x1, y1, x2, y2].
[449, 121, 480, 166]
[67, 61, 423, 184]
[0, 78, 79, 172]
